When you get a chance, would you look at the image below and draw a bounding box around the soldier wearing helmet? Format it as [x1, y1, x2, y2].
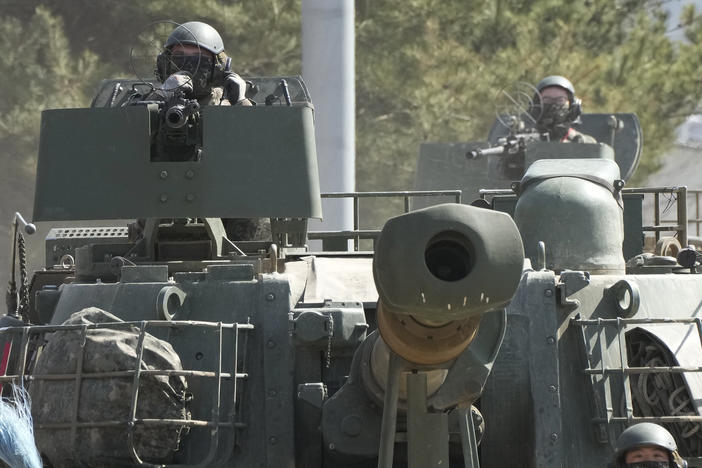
[613, 423, 687, 468]
[129, 22, 267, 241]
[530, 75, 595, 143]
[155, 21, 251, 106]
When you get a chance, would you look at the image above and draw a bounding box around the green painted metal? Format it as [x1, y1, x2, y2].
[33, 105, 321, 221]
[373, 203, 524, 321]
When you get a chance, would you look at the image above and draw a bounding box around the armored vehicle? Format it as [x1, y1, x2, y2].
[415, 104, 702, 467]
[0, 73, 526, 468]
[3, 66, 702, 468]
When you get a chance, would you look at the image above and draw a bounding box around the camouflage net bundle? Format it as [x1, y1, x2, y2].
[29, 307, 190, 467]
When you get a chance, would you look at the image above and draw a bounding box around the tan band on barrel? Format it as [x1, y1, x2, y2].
[376, 300, 481, 365]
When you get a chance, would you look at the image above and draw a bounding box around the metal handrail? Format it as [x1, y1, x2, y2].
[309, 190, 462, 251]
[478, 186, 698, 248]
[655, 188, 702, 238]
[624, 187, 689, 247]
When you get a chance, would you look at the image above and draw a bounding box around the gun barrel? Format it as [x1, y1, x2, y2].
[373, 203, 524, 364]
[467, 146, 506, 159]
[165, 104, 189, 129]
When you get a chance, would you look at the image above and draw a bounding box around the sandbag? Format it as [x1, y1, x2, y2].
[30, 307, 190, 467]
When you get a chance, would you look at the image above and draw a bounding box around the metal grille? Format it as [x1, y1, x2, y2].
[0, 319, 253, 467]
[48, 227, 129, 238]
[573, 316, 702, 463]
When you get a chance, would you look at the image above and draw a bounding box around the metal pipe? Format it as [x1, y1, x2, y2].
[654, 192, 661, 243]
[321, 190, 462, 198]
[458, 408, 481, 468]
[696, 191, 700, 236]
[377, 352, 402, 468]
[303, 0, 355, 248]
[678, 186, 688, 247]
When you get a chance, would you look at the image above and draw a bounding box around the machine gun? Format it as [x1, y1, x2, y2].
[466, 130, 547, 159]
[464, 129, 547, 180]
[146, 87, 202, 162]
[124, 75, 203, 162]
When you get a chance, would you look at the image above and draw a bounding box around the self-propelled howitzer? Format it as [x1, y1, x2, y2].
[0, 76, 525, 467]
[417, 109, 702, 467]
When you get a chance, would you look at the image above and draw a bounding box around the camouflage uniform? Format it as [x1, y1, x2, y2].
[200, 84, 253, 107]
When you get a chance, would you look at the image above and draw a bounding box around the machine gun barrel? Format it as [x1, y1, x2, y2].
[467, 146, 508, 159]
[164, 100, 200, 129]
[372, 203, 524, 364]
[466, 131, 546, 159]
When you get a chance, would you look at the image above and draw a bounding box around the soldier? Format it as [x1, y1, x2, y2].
[612, 422, 687, 468]
[162, 23, 269, 241]
[530, 75, 596, 143]
[129, 22, 268, 242]
[155, 21, 252, 106]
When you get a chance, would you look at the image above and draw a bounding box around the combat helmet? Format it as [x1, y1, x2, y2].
[535, 75, 576, 101]
[164, 21, 225, 55]
[530, 74, 582, 130]
[613, 423, 687, 468]
[156, 21, 230, 97]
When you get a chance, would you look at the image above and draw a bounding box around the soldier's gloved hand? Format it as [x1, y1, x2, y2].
[162, 71, 194, 93]
[224, 72, 248, 104]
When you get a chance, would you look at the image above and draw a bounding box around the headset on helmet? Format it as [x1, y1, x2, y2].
[613, 423, 687, 468]
[534, 75, 582, 123]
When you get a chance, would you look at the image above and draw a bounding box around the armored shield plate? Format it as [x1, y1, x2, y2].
[487, 113, 642, 181]
[414, 142, 512, 207]
[33, 105, 322, 221]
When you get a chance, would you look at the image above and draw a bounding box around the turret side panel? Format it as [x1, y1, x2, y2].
[33, 106, 322, 221]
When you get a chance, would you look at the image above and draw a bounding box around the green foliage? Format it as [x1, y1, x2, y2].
[356, 0, 702, 190]
[0, 0, 302, 218]
[2, 0, 702, 214]
[0, 7, 101, 178]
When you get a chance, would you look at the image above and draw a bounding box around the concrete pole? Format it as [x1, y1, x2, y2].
[302, 0, 355, 250]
